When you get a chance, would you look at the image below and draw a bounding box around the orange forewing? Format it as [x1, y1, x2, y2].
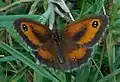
[64, 15, 108, 47]
[14, 18, 52, 49]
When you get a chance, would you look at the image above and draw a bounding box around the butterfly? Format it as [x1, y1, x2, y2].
[13, 15, 108, 71]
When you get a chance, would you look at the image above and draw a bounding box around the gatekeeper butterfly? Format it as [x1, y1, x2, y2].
[13, 15, 108, 71]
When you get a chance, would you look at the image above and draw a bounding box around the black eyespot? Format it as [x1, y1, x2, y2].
[92, 21, 98, 28]
[22, 24, 28, 31]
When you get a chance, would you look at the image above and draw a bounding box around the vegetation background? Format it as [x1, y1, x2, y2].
[0, 0, 120, 82]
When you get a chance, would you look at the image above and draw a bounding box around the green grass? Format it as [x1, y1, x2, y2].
[0, 0, 120, 82]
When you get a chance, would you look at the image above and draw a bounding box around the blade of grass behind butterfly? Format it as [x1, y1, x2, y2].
[43, 0, 48, 10]
[92, 45, 105, 82]
[81, 0, 102, 17]
[28, 0, 43, 15]
[0, 15, 40, 21]
[75, 62, 91, 82]
[77, 0, 86, 19]
[82, 6, 94, 17]
[0, 56, 17, 62]
[83, 0, 103, 15]
[39, 3, 53, 24]
[0, 0, 34, 12]
[54, 71, 66, 82]
[77, 0, 103, 19]
[10, 65, 28, 82]
[94, 0, 104, 14]
[98, 67, 120, 82]
[105, 3, 120, 82]
[106, 33, 116, 82]
[45, 69, 67, 82]
[0, 15, 40, 28]
[0, 41, 60, 82]
[0, 1, 7, 8]
[114, 18, 120, 68]
[0, 69, 6, 82]
[65, 72, 72, 82]
[109, 1, 120, 69]
[115, 45, 120, 68]
[97, 2, 120, 82]
[34, 71, 52, 82]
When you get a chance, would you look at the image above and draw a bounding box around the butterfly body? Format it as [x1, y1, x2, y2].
[14, 15, 108, 71]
